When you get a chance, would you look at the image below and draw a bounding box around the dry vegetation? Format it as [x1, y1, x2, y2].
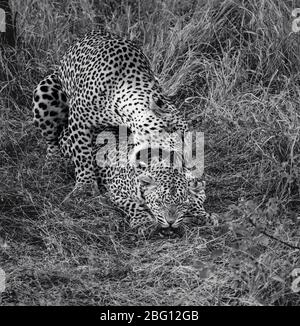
[0, 0, 300, 306]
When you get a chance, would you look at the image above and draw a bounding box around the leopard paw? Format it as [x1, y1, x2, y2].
[207, 213, 219, 227]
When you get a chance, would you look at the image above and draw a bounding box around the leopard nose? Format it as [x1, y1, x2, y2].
[170, 205, 178, 215]
[166, 218, 175, 226]
[166, 206, 177, 225]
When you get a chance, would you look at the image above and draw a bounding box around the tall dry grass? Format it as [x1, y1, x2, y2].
[0, 0, 299, 306]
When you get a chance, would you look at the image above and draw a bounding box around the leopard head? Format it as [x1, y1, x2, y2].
[137, 167, 205, 234]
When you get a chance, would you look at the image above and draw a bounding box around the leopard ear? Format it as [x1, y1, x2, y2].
[188, 179, 206, 194]
[150, 94, 169, 114]
[152, 93, 164, 108]
[135, 160, 147, 173]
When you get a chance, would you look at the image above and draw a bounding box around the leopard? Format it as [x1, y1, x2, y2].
[57, 125, 218, 237]
[32, 29, 189, 196]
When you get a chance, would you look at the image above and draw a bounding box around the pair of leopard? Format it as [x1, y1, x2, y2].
[32, 30, 217, 235]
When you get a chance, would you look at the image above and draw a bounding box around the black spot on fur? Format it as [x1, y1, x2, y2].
[61, 93, 67, 102]
[51, 90, 59, 100]
[40, 86, 49, 93]
[38, 103, 47, 110]
[42, 94, 53, 101]
[155, 98, 164, 108]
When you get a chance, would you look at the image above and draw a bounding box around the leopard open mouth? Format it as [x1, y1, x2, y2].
[158, 226, 182, 238]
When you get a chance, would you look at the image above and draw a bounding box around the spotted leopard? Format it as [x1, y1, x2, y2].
[33, 30, 188, 195]
[58, 126, 218, 236]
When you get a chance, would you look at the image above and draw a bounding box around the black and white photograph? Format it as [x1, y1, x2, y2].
[0, 0, 300, 308]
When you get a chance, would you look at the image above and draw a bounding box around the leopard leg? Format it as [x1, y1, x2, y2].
[129, 209, 155, 236]
[185, 180, 218, 226]
[67, 97, 98, 196]
[187, 203, 219, 227]
[109, 194, 154, 235]
[33, 73, 68, 160]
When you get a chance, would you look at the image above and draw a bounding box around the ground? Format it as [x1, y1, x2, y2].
[0, 0, 300, 306]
